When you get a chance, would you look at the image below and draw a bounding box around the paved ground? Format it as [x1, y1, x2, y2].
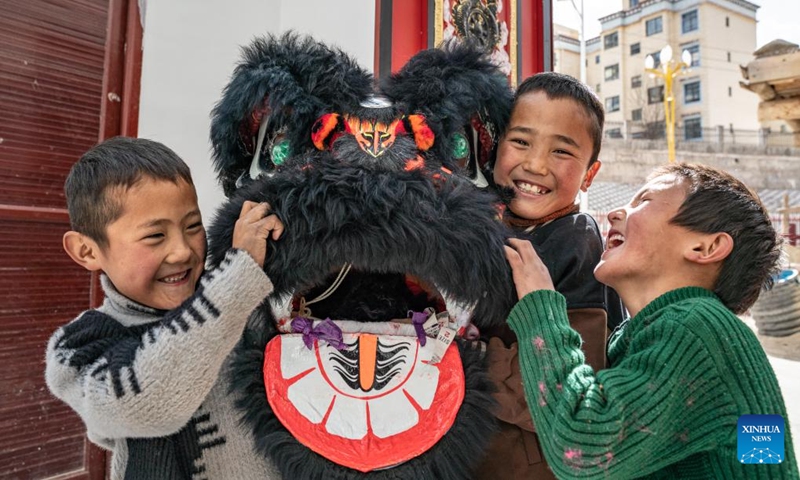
[768, 352, 800, 463]
[741, 315, 800, 463]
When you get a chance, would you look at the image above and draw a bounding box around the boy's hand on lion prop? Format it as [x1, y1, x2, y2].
[505, 238, 555, 300]
[233, 201, 284, 267]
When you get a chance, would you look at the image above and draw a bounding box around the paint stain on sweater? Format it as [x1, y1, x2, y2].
[564, 448, 583, 462]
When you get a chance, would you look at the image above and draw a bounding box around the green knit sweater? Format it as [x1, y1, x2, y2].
[508, 287, 799, 479]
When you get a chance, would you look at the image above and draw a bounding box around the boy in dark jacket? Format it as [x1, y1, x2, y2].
[477, 72, 624, 479]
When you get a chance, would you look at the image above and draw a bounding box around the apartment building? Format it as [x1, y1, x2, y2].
[555, 0, 760, 141]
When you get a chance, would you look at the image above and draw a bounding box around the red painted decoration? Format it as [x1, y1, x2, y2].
[264, 334, 466, 472]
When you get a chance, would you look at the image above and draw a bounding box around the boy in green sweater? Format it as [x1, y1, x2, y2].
[504, 162, 798, 479]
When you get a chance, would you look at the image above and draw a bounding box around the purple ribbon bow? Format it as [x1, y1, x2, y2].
[291, 317, 345, 350]
[409, 310, 429, 346]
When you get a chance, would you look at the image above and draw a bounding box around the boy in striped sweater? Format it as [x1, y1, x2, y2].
[45, 137, 284, 479]
[504, 163, 798, 479]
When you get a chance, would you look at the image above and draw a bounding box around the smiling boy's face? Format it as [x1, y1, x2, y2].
[93, 177, 207, 310]
[493, 91, 600, 221]
[594, 173, 690, 291]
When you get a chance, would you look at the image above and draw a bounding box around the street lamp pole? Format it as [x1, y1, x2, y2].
[645, 45, 692, 163]
[560, 0, 588, 209]
[563, 0, 586, 84]
[576, 0, 585, 84]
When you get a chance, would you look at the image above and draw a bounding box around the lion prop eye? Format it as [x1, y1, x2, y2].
[451, 132, 470, 163]
[455, 127, 489, 188]
[242, 122, 289, 186]
[271, 139, 291, 166]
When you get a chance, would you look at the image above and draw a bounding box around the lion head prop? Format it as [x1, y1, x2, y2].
[207, 33, 516, 479]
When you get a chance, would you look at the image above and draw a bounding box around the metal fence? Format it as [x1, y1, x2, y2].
[602, 122, 798, 149]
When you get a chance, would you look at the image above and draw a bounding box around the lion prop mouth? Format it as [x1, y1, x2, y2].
[283, 268, 471, 331]
[206, 141, 513, 478]
[207, 157, 515, 331]
[269, 267, 484, 368]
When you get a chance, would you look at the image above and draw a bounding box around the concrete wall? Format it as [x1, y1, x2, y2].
[601, 30, 624, 118]
[278, 0, 374, 64]
[586, 40, 602, 92]
[699, 2, 759, 130]
[553, 24, 582, 79]
[597, 139, 800, 190]
[138, 0, 375, 224]
[552, 24, 602, 90]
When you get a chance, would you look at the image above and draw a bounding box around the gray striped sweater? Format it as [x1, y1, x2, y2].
[45, 249, 281, 479]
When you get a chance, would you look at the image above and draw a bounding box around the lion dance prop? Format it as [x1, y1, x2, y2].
[206, 33, 516, 479]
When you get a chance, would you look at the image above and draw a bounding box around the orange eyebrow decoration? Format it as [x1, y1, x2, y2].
[407, 115, 435, 151]
[311, 113, 341, 150]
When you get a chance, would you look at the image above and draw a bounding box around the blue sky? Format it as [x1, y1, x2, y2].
[553, 0, 800, 50]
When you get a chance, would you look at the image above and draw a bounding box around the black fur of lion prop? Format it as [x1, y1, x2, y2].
[207, 33, 516, 479]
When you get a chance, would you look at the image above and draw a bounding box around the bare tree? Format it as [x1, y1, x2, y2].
[627, 76, 665, 139]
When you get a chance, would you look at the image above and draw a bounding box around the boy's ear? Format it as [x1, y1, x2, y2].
[63, 231, 104, 272]
[685, 232, 733, 265]
[580, 161, 602, 192]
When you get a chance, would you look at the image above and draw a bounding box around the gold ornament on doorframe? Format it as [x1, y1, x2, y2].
[433, 0, 517, 86]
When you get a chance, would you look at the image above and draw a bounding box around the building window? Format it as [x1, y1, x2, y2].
[595, 55, 600, 64]
[729, 86, 733, 97]
[726, 16, 730, 27]
[727, 52, 731, 62]
[682, 10, 699, 33]
[684, 117, 702, 140]
[631, 75, 642, 88]
[649, 51, 662, 69]
[606, 128, 623, 138]
[632, 108, 643, 121]
[606, 96, 620, 112]
[604, 32, 619, 49]
[648, 86, 664, 104]
[646, 16, 663, 36]
[630, 42, 641, 55]
[684, 44, 700, 67]
[630, 0, 639, 8]
[684, 81, 701, 103]
[596, 84, 601, 93]
[605, 64, 620, 81]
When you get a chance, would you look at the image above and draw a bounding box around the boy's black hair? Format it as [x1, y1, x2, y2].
[651, 163, 782, 314]
[65, 136, 193, 247]
[514, 71, 604, 167]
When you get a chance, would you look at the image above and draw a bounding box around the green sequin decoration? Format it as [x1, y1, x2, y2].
[452, 133, 469, 159]
[271, 141, 290, 166]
